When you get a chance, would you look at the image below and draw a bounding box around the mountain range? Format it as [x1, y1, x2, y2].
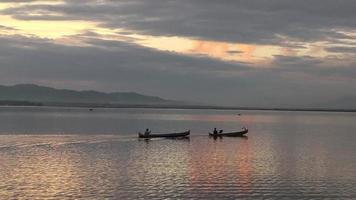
[0, 84, 355, 111]
[0, 84, 177, 106]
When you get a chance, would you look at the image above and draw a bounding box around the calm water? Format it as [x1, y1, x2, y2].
[0, 107, 356, 199]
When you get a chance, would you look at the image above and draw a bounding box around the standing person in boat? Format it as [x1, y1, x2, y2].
[144, 128, 151, 136]
[213, 128, 218, 135]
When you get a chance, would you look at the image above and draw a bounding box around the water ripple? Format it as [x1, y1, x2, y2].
[0, 135, 355, 199]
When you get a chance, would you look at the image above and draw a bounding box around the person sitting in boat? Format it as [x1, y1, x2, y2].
[144, 128, 151, 136]
[213, 128, 218, 135]
[219, 129, 223, 133]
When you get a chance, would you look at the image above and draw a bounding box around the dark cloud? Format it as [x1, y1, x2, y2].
[0, 34, 355, 107]
[226, 50, 242, 55]
[2, 0, 356, 45]
[272, 55, 323, 68]
[271, 55, 356, 79]
[0, 25, 17, 31]
[325, 46, 356, 54]
[0, 34, 251, 105]
[1, 0, 355, 107]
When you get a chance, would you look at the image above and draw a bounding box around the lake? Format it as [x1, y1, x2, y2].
[0, 107, 355, 199]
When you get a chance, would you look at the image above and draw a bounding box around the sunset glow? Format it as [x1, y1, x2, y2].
[0, 0, 355, 106]
[1, 1, 351, 67]
[1, 1, 356, 199]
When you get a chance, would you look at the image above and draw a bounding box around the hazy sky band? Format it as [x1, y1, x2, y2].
[0, 0, 355, 107]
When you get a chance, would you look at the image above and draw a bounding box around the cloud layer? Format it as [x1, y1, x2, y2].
[3, 0, 356, 44]
[0, 0, 355, 107]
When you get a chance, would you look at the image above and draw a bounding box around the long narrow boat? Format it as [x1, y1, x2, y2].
[209, 128, 248, 137]
[138, 130, 190, 138]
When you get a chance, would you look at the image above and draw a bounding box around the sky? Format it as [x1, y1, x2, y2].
[0, 0, 355, 107]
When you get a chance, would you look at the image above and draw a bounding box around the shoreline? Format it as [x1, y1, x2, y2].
[1, 103, 356, 113]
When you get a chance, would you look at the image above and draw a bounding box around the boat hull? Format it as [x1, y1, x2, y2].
[209, 129, 248, 137]
[138, 130, 190, 138]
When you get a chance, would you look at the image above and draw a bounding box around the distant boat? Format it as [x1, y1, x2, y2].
[89, 108, 94, 111]
[209, 128, 248, 137]
[138, 130, 190, 138]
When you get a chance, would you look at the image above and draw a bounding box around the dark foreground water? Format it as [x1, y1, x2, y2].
[0, 107, 356, 199]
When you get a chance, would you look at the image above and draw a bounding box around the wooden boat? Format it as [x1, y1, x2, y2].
[209, 128, 248, 137]
[138, 130, 190, 138]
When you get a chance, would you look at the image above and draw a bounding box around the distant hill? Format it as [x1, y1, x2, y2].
[1, 84, 355, 111]
[0, 84, 178, 106]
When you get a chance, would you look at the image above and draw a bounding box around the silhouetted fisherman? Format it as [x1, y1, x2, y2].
[213, 128, 218, 135]
[144, 128, 151, 136]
